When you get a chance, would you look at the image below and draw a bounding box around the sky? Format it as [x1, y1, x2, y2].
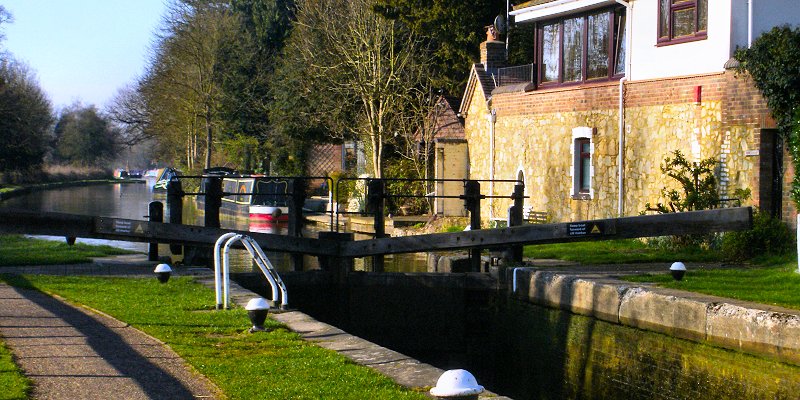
[1, 0, 167, 110]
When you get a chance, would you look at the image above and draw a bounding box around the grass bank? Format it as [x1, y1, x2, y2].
[0, 179, 140, 200]
[0, 339, 29, 400]
[623, 260, 800, 310]
[0, 275, 427, 400]
[0, 235, 135, 266]
[523, 238, 725, 264]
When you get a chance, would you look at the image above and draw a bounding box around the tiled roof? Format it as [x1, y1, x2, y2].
[433, 97, 465, 140]
[474, 64, 497, 98]
[458, 63, 497, 115]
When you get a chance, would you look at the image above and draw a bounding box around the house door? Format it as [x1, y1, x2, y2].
[758, 129, 783, 218]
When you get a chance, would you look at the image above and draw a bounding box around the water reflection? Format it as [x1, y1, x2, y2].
[487, 300, 800, 400]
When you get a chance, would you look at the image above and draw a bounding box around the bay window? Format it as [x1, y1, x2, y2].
[538, 6, 626, 86]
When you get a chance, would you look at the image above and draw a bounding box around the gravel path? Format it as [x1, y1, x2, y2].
[0, 283, 221, 400]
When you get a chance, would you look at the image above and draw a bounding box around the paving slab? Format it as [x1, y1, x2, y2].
[0, 283, 221, 400]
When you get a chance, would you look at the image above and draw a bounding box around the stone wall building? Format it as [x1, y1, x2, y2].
[460, 0, 799, 225]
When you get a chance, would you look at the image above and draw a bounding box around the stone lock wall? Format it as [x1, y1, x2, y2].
[463, 70, 778, 223]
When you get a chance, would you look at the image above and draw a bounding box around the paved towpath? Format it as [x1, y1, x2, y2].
[0, 281, 221, 399]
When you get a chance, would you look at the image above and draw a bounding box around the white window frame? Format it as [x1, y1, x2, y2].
[570, 127, 594, 199]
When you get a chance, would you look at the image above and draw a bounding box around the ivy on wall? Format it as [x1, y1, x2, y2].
[735, 25, 800, 206]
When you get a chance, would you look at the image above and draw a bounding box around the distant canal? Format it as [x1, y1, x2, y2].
[0, 179, 426, 272]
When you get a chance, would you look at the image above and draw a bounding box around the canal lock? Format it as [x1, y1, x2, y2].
[233, 269, 800, 400]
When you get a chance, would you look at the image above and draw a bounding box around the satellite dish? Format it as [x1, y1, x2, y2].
[493, 14, 506, 35]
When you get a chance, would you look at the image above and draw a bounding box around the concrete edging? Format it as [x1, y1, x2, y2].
[509, 268, 800, 366]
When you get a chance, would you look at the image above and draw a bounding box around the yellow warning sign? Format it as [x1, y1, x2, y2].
[590, 224, 601, 234]
[134, 224, 144, 234]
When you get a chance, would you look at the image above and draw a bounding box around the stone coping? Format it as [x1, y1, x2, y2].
[509, 268, 800, 366]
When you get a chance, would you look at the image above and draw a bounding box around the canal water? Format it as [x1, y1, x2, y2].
[0, 180, 425, 272]
[483, 299, 800, 400]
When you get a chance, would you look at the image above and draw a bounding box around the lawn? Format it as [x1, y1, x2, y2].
[0, 340, 29, 400]
[523, 238, 725, 264]
[0, 235, 135, 266]
[623, 262, 800, 310]
[0, 275, 428, 400]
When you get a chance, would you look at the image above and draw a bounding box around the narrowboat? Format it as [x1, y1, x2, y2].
[220, 176, 289, 222]
[153, 167, 181, 191]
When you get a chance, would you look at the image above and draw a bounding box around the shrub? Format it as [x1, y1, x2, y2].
[645, 150, 719, 213]
[721, 209, 794, 260]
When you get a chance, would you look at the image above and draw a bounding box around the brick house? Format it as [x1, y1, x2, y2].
[459, 0, 800, 225]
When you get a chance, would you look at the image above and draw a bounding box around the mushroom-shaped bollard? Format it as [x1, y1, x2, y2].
[670, 262, 686, 281]
[246, 298, 271, 333]
[430, 369, 484, 400]
[154, 263, 172, 283]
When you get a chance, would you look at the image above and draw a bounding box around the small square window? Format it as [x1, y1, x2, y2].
[657, 0, 708, 45]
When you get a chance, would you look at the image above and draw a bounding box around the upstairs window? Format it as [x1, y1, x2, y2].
[538, 6, 626, 86]
[658, 0, 708, 45]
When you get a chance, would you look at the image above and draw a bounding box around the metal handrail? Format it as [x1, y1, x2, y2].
[213, 233, 288, 310]
[331, 177, 527, 231]
[497, 64, 536, 86]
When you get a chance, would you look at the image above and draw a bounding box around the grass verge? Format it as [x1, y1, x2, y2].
[523, 239, 724, 264]
[0, 339, 30, 400]
[0, 275, 428, 400]
[622, 261, 800, 310]
[0, 235, 135, 266]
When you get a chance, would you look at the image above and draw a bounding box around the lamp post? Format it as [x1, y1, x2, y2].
[246, 298, 270, 333]
[670, 262, 686, 281]
[154, 263, 172, 283]
[430, 369, 485, 400]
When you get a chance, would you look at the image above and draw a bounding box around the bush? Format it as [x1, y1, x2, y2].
[383, 158, 429, 216]
[721, 209, 794, 260]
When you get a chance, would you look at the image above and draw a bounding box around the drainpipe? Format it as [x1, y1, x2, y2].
[747, 0, 753, 47]
[616, 0, 631, 218]
[489, 109, 497, 220]
[618, 77, 627, 217]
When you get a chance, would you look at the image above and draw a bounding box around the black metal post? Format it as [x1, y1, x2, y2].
[148, 201, 163, 261]
[203, 176, 223, 229]
[166, 179, 183, 255]
[463, 180, 482, 272]
[288, 178, 307, 271]
[367, 179, 385, 272]
[505, 183, 524, 264]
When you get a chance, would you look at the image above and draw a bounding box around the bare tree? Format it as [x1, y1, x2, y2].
[285, 0, 431, 178]
[114, 0, 237, 171]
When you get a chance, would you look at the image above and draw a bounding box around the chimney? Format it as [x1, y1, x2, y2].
[480, 25, 506, 70]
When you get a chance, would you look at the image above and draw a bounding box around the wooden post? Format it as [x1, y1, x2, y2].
[288, 178, 307, 271]
[463, 180, 482, 272]
[148, 201, 163, 261]
[318, 231, 354, 284]
[166, 179, 183, 255]
[367, 179, 386, 272]
[204, 176, 223, 229]
[505, 184, 524, 264]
